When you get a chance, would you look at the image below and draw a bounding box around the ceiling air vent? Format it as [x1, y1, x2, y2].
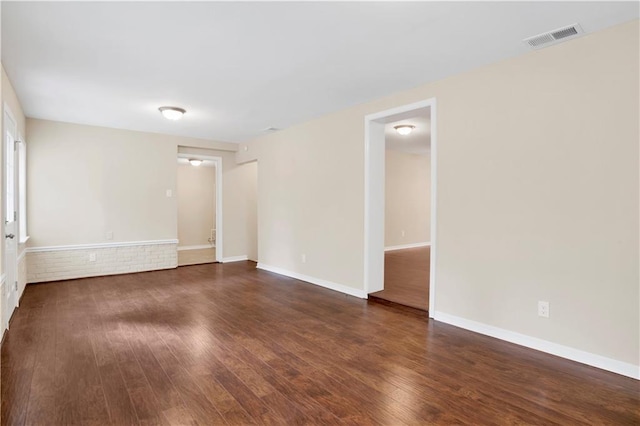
[523, 23, 583, 49]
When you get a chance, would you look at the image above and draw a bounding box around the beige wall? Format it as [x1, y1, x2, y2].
[245, 161, 258, 262]
[177, 147, 257, 259]
[26, 120, 257, 260]
[177, 163, 216, 247]
[385, 149, 430, 247]
[238, 21, 639, 367]
[28, 120, 179, 246]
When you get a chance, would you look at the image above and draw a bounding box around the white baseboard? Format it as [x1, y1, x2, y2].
[433, 311, 640, 380]
[177, 244, 215, 251]
[384, 242, 430, 252]
[221, 255, 248, 263]
[256, 263, 367, 299]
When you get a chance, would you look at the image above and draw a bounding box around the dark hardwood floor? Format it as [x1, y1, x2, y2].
[2, 261, 639, 425]
[370, 246, 430, 311]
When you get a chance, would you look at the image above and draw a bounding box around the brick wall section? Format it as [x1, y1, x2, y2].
[27, 243, 178, 283]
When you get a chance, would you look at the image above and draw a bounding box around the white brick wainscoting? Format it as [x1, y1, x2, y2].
[27, 240, 178, 283]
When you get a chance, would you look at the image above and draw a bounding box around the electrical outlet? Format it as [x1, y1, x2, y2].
[538, 301, 550, 318]
[301, 254, 306, 264]
[106, 231, 113, 240]
[166, 189, 173, 197]
[89, 253, 97, 262]
[401, 230, 406, 237]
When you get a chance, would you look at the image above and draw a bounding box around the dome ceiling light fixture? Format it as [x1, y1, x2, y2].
[394, 124, 415, 136]
[188, 159, 203, 166]
[159, 106, 186, 120]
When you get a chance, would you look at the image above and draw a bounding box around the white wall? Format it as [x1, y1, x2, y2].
[385, 149, 430, 248]
[237, 21, 639, 370]
[27, 242, 177, 283]
[177, 163, 216, 247]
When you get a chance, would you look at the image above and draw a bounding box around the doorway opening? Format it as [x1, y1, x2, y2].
[364, 98, 437, 315]
[369, 112, 431, 310]
[176, 153, 223, 265]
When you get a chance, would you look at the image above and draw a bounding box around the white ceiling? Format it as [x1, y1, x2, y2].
[386, 114, 431, 156]
[2, 2, 638, 143]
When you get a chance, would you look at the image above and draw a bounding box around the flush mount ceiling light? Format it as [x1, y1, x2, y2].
[394, 125, 415, 136]
[159, 106, 186, 120]
[189, 159, 203, 166]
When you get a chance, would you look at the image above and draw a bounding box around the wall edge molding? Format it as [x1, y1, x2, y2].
[256, 263, 367, 299]
[384, 242, 430, 252]
[26, 239, 179, 253]
[433, 311, 640, 380]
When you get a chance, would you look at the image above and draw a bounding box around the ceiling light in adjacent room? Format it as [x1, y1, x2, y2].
[159, 106, 186, 120]
[189, 159, 203, 166]
[394, 125, 415, 136]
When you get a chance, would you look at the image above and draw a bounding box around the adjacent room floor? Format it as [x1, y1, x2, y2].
[370, 246, 430, 311]
[177, 247, 216, 266]
[2, 262, 638, 425]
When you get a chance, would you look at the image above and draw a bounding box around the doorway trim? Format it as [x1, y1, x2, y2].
[363, 98, 437, 316]
[3, 102, 19, 330]
[177, 153, 223, 262]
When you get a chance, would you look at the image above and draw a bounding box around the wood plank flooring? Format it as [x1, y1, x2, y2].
[370, 246, 430, 311]
[2, 261, 639, 425]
